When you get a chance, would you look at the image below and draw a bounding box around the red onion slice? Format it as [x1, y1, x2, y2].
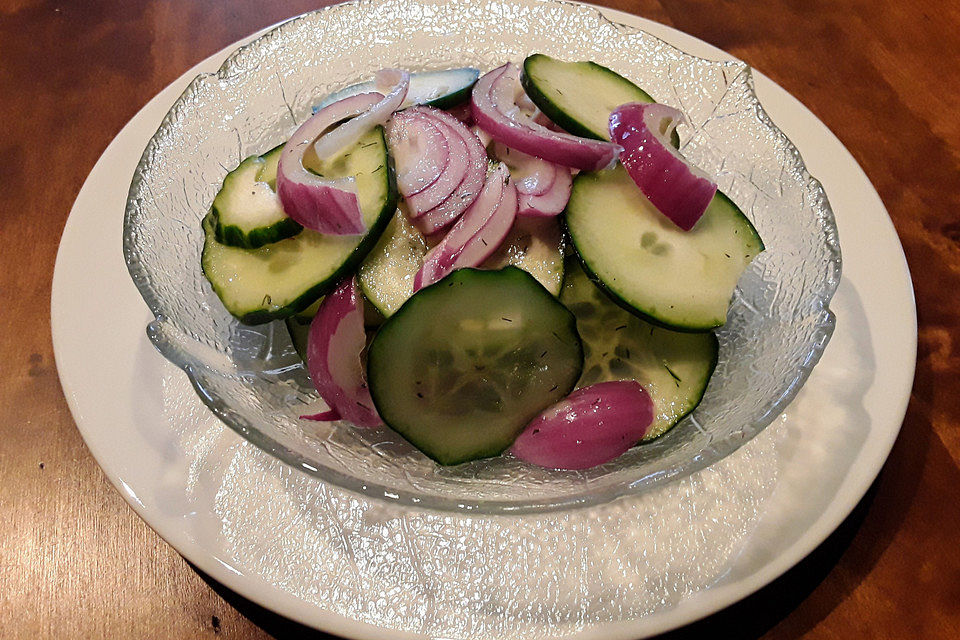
[444, 102, 473, 125]
[471, 125, 492, 148]
[490, 141, 572, 217]
[413, 112, 487, 236]
[388, 110, 450, 197]
[471, 64, 621, 172]
[517, 167, 571, 218]
[302, 278, 382, 428]
[510, 381, 654, 470]
[277, 93, 382, 235]
[404, 114, 471, 215]
[402, 107, 487, 236]
[608, 102, 718, 231]
[413, 164, 518, 290]
[492, 142, 557, 196]
[276, 70, 409, 236]
[313, 69, 410, 161]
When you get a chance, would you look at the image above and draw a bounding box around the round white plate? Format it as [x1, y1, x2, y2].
[53, 4, 916, 639]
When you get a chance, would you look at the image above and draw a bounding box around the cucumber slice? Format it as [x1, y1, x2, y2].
[211, 145, 302, 248]
[521, 54, 679, 147]
[367, 267, 583, 465]
[560, 260, 717, 440]
[357, 208, 429, 317]
[316, 67, 480, 112]
[201, 126, 398, 324]
[285, 315, 311, 362]
[482, 217, 565, 296]
[358, 213, 565, 317]
[565, 165, 763, 331]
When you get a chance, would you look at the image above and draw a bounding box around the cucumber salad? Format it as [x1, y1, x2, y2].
[201, 55, 764, 470]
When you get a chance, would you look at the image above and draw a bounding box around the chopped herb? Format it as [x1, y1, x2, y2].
[664, 362, 682, 386]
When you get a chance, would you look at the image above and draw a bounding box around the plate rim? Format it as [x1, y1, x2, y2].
[52, 2, 917, 638]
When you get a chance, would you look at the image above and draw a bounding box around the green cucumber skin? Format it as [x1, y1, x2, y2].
[367, 267, 584, 466]
[656, 332, 718, 437]
[317, 68, 480, 112]
[560, 258, 718, 441]
[563, 172, 764, 333]
[201, 128, 399, 325]
[211, 145, 300, 249]
[423, 83, 474, 110]
[284, 316, 311, 362]
[570, 247, 716, 333]
[521, 54, 681, 148]
[212, 213, 302, 250]
[633, 331, 717, 441]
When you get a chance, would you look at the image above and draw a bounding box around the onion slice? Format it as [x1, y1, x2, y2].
[388, 110, 450, 197]
[516, 168, 571, 218]
[510, 381, 654, 470]
[471, 63, 621, 172]
[414, 163, 518, 290]
[302, 278, 382, 428]
[492, 142, 556, 196]
[404, 112, 471, 215]
[608, 102, 717, 231]
[403, 107, 487, 236]
[313, 69, 410, 161]
[277, 70, 409, 236]
[277, 93, 380, 235]
[491, 142, 572, 217]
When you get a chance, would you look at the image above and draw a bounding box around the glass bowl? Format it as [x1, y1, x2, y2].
[124, 0, 841, 514]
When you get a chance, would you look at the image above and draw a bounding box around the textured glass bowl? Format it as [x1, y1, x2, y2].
[124, 0, 841, 514]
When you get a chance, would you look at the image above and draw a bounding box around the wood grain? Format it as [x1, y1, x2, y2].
[1, 0, 957, 637]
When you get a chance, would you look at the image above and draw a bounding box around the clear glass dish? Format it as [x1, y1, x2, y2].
[123, 0, 841, 514]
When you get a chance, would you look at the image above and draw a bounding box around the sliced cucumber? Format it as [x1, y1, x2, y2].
[211, 145, 301, 249]
[285, 315, 311, 362]
[565, 165, 763, 331]
[521, 54, 679, 147]
[201, 126, 397, 324]
[316, 68, 480, 112]
[358, 213, 566, 317]
[560, 260, 717, 440]
[367, 267, 583, 465]
[357, 208, 429, 317]
[482, 217, 565, 296]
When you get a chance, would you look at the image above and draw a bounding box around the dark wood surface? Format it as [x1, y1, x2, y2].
[2, 0, 958, 637]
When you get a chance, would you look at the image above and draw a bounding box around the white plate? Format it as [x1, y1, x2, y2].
[52, 4, 916, 638]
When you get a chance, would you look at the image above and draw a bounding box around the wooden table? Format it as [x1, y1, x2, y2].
[2, 0, 957, 637]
